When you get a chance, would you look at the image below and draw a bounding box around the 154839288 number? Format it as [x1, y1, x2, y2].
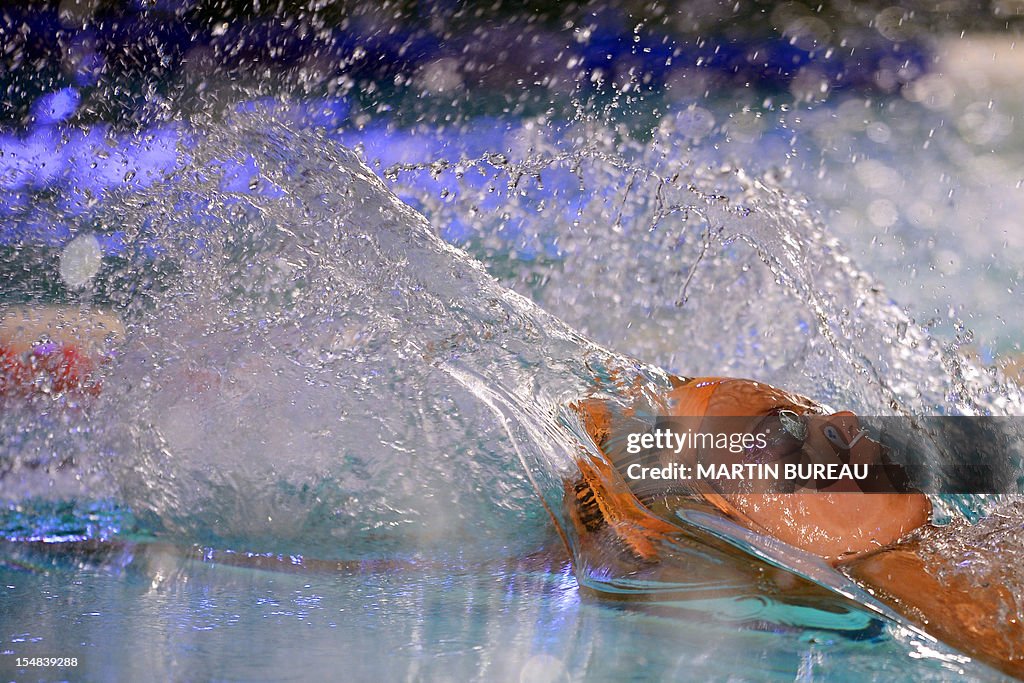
[15, 657, 79, 667]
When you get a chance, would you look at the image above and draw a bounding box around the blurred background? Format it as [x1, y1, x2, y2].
[3, 0, 1024, 358]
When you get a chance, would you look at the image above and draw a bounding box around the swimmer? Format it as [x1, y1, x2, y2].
[2, 305, 1021, 676]
[0, 305, 123, 398]
[569, 376, 1023, 677]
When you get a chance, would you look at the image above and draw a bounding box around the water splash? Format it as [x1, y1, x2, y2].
[379, 118, 1024, 417]
[1, 111, 1021, 670]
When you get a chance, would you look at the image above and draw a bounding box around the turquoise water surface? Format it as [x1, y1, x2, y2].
[0, 539, 996, 682]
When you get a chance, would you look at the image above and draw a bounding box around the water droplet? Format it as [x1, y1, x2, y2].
[59, 233, 103, 289]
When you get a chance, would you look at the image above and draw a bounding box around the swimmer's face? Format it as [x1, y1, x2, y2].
[672, 378, 909, 493]
[667, 377, 931, 560]
[736, 410, 890, 492]
[801, 412, 871, 461]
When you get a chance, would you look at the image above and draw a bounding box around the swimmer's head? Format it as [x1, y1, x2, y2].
[667, 376, 930, 562]
[669, 377, 911, 494]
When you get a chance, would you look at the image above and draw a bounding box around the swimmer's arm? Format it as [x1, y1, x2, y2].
[841, 538, 1024, 678]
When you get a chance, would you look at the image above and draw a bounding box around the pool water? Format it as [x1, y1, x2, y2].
[0, 540, 994, 682]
